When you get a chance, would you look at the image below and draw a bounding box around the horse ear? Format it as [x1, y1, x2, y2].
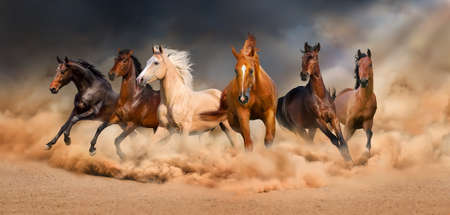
[231, 46, 240, 59]
[314, 43, 320, 52]
[158, 45, 163, 54]
[152, 45, 158, 54]
[129, 50, 134, 55]
[357, 49, 362, 58]
[117, 48, 121, 54]
[248, 47, 256, 57]
[64, 56, 69, 63]
[56, 56, 62, 63]
[304, 42, 310, 52]
[367, 49, 372, 58]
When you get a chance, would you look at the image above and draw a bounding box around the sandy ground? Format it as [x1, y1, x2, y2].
[0, 158, 448, 215]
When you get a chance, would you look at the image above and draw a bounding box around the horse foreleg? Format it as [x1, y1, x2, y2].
[343, 120, 356, 141]
[88, 121, 111, 156]
[219, 121, 238, 147]
[63, 105, 100, 140]
[317, 118, 352, 162]
[46, 109, 75, 149]
[113, 123, 137, 160]
[363, 119, 373, 153]
[262, 110, 276, 148]
[237, 110, 252, 151]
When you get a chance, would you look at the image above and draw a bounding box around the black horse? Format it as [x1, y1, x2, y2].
[46, 56, 124, 150]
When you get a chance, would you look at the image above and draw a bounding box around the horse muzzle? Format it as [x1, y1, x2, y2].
[50, 87, 59, 94]
[360, 79, 368, 88]
[108, 73, 115, 81]
[300, 72, 309, 81]
[238, 89, 250, 105]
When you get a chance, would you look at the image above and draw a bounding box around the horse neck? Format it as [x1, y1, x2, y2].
[160, 64, 192, 105]
[307, 63, 327, 98]
[358, 73, 374, 99]
[71, 67, 96, 92]
[119, 62, 139, 102]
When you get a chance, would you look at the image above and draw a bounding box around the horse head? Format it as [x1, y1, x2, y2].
[50, 56, 74, 94]
[232, 45, 258, 105]
[109, 49, 135, 81]
[300, 42, 320, 81]
[137, 45, 166, 86]
[355, 49, 373, 89]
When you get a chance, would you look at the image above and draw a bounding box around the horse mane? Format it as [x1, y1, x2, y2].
[354, 53, 367, 89]
[131, 55, 143, 76]
[74, 59, 105, 78]
[164, 48, 193, 89]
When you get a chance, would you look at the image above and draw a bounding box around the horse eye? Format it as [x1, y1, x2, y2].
[250, 69, 254, 74]
[154, 61, 159, 65]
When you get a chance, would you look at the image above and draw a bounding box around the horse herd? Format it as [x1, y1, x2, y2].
[46, 34, 376, 163]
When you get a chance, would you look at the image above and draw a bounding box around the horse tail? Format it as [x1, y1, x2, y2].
[200, 91, 228, 121]
[199, 110, 227, 121]
[276, 96, 291, 130]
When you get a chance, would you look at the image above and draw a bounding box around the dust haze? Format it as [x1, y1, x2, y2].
[0, 1, 449, 193]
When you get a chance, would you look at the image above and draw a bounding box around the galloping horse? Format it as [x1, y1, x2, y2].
[46, 57, 119, 150]
[201, 34, 277, 151]
[335, 49, 377, 155]
[276, 42, 352, 161]
[136, 46, 238, 146]
[88, 49, 160, 159]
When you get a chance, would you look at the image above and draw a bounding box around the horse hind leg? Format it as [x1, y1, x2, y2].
[88, 121, 111, 156]
[307, 128, 317, 142]
[113, 124, 137, 160]
[317, 118, 352, 162]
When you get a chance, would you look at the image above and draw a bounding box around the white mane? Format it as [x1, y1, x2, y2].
[164, 48, 193, 89]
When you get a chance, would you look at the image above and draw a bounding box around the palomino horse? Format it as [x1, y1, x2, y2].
[276, 42, 352, 161]
[136, 46, 238, 146]
[201, 34, 277, 151]
[46, 57, 119, 150]
[88, 49, 160, 159]
[335, 49, 377, 155]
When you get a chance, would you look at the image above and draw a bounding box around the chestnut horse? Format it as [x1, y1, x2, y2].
[46, 57, 120, 150]
[201, 34, 277, 151]
[276, 42, 352, 161]
[88, 49, 160, 159]
[335, 49, 377, 155]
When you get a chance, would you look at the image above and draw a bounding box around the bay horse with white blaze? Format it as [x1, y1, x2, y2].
[201, 34, 277, 151]
[335, 49, 377, 155]
[276, 42, 352, 161]
[88, 49, 160, 159]
[46, 57, 120, 150]
[136, 46, 238, 146]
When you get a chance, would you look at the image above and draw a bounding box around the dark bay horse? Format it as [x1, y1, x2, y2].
[335, 49, 377, 155]
[276, 42, 352, 161]
[88, 49, 160, 159]
[46, 57, 119, 150]
[202, 34, 277, 151]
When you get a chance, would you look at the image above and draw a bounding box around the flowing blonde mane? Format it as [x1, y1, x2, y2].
[164, 48, 193, 89]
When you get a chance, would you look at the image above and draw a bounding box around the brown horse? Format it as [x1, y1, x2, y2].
[276, 42, 352, 161]
[201, 34, 277, 151]
[335, 49, 377, 155]
[88, 49, 160, 159]
[46, 57, 120, 150]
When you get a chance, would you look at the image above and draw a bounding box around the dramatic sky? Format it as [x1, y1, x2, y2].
[0, 0, 445, 92]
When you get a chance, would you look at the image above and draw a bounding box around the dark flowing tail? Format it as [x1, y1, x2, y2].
[200, 92, 228, 121]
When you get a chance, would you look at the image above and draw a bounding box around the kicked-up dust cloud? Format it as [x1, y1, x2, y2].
[0, 1, 449, 193]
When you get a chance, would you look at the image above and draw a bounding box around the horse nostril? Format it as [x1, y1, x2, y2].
[50, 88, 57, 94]
[238, 95, 249, 104]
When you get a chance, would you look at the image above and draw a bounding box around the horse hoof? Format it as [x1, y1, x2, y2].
[89, 150, 96, 156]
[64, 136, 71, 145]
[45, 144, 52, 150]
[338, 146, 353, 163]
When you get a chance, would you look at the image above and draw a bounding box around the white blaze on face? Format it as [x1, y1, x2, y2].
[241, 64, 246, 93]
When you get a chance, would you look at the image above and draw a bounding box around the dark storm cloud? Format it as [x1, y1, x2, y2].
[0, 0, 430, 90]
